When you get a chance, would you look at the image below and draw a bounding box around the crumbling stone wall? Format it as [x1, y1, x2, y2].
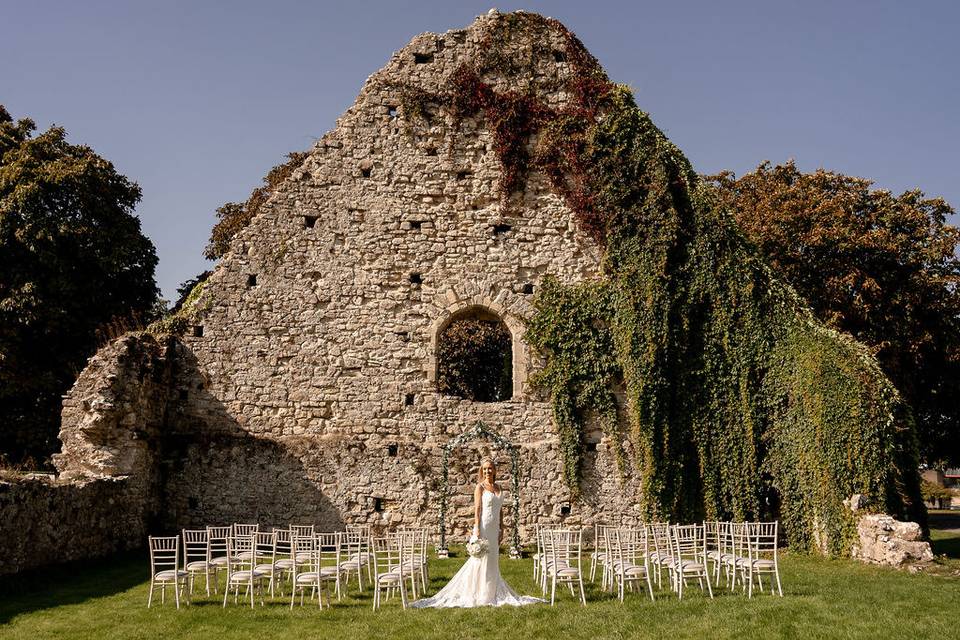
[158, 12, 645, 537]
[0, 334, 171, 575]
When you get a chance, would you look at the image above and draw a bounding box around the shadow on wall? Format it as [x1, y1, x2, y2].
[156, 344, 345, 532]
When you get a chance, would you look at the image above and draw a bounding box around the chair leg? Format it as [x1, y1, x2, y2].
[775, 567, 783, 596]
[147, 580, 154, 608]
[579, 577, 586, 606]
[550, 575, 557, 606]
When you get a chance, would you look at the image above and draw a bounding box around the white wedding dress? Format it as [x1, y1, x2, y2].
[412, 489, 543, 608]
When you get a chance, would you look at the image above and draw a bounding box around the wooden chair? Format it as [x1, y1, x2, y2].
[544, 528, 586, 606]
[609, 527, 654, 602]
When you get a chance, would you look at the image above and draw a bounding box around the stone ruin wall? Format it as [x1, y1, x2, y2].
[0, 15, 650, 573]
[159, 15, 645, 539]
[0, 335, 170, 574]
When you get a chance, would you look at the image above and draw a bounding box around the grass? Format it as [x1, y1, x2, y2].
[1, 543, 959, 640]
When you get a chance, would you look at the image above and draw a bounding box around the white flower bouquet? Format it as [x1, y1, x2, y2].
[465, 537, 489, 558]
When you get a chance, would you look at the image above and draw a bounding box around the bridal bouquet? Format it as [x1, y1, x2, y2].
[465, 538, 489, 558]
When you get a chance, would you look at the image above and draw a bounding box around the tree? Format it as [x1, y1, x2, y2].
[708, 161, 960, 466]
[0, 105, 159, 464]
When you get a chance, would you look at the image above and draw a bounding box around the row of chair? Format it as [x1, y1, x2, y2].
[147, 523, 429, 610]
[588, 521, 782, 601]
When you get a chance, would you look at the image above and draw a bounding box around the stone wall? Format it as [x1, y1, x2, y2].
[0, 474, 147, 575]
[155, 12, 646, 537]
[0, 333, 172, 575]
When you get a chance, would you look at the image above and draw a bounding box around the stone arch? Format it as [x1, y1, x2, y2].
[427, 296, 527, 400]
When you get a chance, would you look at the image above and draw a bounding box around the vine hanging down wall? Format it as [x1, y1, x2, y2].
[395, 12, 923, 555]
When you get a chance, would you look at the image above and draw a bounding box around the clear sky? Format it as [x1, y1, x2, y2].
[3, 1, 958, 301]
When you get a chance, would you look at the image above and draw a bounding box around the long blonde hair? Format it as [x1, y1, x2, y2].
[477, 457, 497, 483]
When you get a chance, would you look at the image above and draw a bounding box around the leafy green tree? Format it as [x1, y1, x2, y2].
[708, 162, 960, 466]
[0, 105, 159, 464]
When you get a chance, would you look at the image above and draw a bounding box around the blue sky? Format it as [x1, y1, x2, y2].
[3, 1, 958, 301]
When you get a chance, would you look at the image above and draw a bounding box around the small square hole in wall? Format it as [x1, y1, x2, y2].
[586, 441, 597, 452]
[188, 496, 199, 510]
[425, 146, 438, 157]
[387, 443, 398, 457]
[304, 215, 318, 229]
[405, 393, 415, 406]
[360, 161, 373, 178]
[522, 283, 534, 295]
[387, 105, 397, 119]
[492, 223, 512, 236]
[247, 274, 257, 288]
[456, 170, 472, 181]
[192, 325, 204, 338]
[553, 50, 567, 63]
[373, 497, 384, 512]
[560, 504, 572, 516]
[409, 220, 422, 231]
[414, 52, 433, 64]
[409, 273, 423, 285]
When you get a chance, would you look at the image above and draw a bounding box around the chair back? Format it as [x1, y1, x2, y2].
[650, 522, 672, 560]
[371, 535, 403, 576]
[226, 534, 255, 573]
[703, 520, 720, 554]
[207, 526, 231, 561]
[149, 536, 179, 575]
[750, 521, 779, 560]
[233, 523, 258, 536]
[346, 523, 371, 538]
[730, 522, 750, 559]
[274, 527, 292, 557]
[291, 524, 315, 538]
[255, 530, 277, 566]
[291, 535, 317, 579]
[549, 528, 582, 569]
[672, 524, 703, 562]
[317, 531, 342, 572]
[182, 529, 209, 567]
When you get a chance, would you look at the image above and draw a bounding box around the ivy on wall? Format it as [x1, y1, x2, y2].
[395, 12, 924, 554]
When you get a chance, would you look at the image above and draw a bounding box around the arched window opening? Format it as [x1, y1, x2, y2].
[437, 308, 512, 402]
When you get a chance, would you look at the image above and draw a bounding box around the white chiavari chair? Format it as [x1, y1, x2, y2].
[223, 534, 267, 607]
[290, 535, 324, 608]
[609, 527, 654, 602]
[544, 528, 586, 606]
[182, 528, 212, 597]
[745, 521, 782, 597]
[206, 526, 231, 591]
[671, 524, 713, 600]
[371, 535, 408, 610]
[147, 536, 188, 608]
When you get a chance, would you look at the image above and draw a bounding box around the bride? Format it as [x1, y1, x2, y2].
[412, 457, 542, 608]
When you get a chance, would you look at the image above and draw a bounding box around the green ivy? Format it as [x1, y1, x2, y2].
[430, 12, 923, 554]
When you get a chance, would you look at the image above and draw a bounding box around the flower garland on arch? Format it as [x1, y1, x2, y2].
[437, 420, 521, 559]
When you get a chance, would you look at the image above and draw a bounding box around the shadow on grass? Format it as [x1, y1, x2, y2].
[0, 549, 145, 624]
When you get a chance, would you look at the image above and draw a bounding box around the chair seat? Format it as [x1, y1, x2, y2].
[555, 567, 581, 577]
[296, 572, 320, 583]
[320, 567, 340, 576]
[706, 550, 721, 560]
[233, 551, 254, 561]
[155, 569, 188, 581]
[229, 569, 267, 581]
[186, 561, 209, 571]
[624, 565, 648, 576]
[254, 563, 276, 573]
[339, 560, 361, 570]
[752, 559, 776, 568]
[679, 560, 705, 571]
[274, 559, 295, 569]
[377, 571, 402, 584]
[294, 552, 312, 563]
[209, 556, 228, 567]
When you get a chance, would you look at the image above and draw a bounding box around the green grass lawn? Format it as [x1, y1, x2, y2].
[2, 544, 959, 640]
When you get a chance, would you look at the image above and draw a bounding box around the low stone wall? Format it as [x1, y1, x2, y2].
[0, 473, 147, 575]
